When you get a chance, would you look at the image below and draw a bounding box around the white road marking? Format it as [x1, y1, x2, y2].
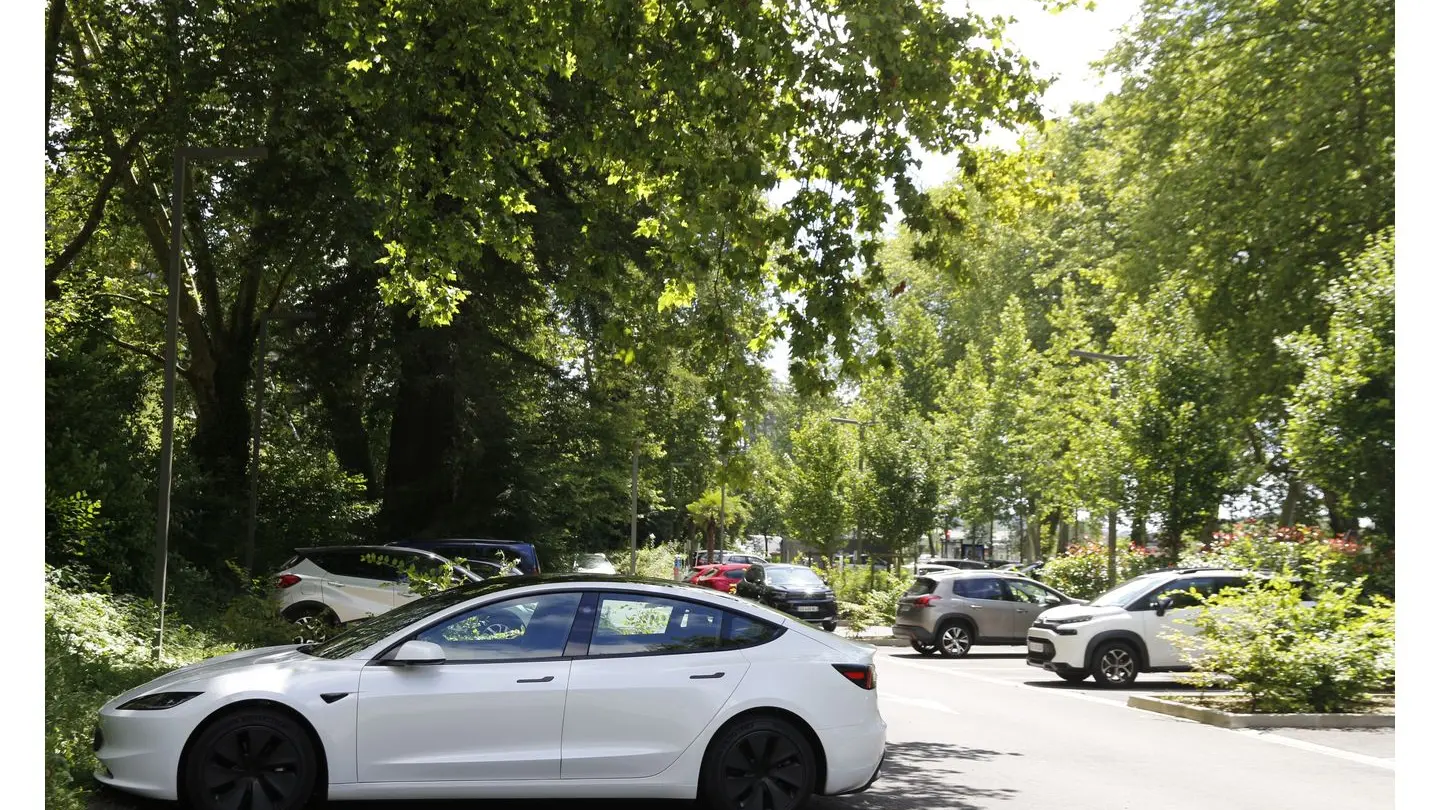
[879, 694, 958, 714]
[880, 654, 1395, 770]
[1231, 729, 1395, 770]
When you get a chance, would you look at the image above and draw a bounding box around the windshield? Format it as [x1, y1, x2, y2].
[767, 567, 825, 588]
[1088, 573, 1167, 608]
[303, 580, 516, 659]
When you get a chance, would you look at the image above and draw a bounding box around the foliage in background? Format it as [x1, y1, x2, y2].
[1177, 520, 1392, 599]
[605, 543, 685, 580]
[1169, 577, 1394, 713]
[1037, 542, 1157, 601]
[818, 565, 913, 630]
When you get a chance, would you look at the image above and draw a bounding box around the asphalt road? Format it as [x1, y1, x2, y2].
[91, 645, 1394, 810]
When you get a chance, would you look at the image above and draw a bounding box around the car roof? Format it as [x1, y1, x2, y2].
[297, 544, 450, 560]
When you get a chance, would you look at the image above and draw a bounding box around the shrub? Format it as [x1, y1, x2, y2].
[606, 543, 684, 579]
[1169, 576, 1394, 713]
[818, 565, 912, 630]
[1178, 521, 1393, 598]
[1038, 542, 1156, 601]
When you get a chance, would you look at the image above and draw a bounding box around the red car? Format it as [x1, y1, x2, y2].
[695, 563, 751, 592]
[684, 564, 721, 584]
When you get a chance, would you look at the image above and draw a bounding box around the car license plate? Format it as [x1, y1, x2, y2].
[1027, 640, 1045, 653]
[796, 605, 820, 613]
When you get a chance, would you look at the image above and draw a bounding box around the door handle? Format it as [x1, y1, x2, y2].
[690, 672, 725, 680]
[516, 675, 555, 683]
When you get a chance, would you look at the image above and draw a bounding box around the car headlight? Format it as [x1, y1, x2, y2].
[1048, 615, 1093, 625]
[117, 691, 203, 711]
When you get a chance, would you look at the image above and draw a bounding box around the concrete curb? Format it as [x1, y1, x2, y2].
[1128, 694, 1395, 729]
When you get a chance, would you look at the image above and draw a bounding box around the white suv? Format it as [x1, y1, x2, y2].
[273, 545, 511, 633]
[1026, 568, 1252, 687]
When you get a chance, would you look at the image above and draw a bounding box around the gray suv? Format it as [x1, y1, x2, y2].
[892, 571, 1081, 657]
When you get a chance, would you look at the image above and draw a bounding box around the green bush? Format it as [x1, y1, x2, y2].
[1170, 576, 1394, 713]
[817, 565, 912, 630]
[45, 567, 292, 809]
[606, 543, 683, 579]
[1178, 521, 1393, 598]
[1038, 542, 1156, 600]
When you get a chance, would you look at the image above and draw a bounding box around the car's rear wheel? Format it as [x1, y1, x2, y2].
[183, 708, 318, 810]
[935, 621, 973, 658]
[1057, 670, 1090, 684]
[909, 640, 937, 655]
[1090, 641, 1140, 687]
[702, 715, 816, 810]
[284, 604, 339, 645]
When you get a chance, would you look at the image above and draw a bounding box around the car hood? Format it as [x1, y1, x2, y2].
[1037, 603, 1125, 622]
[104, 644, 352, 710]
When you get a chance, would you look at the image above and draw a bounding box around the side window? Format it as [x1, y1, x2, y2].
[720, 611, 783, 650]
[725, 569, 745, 580]
[1005, 579, 1058, 605]
[416, 592, 581, 661]
[589, 593, 723, 656]
[1158, 578, 1218, 609]
[316, 551, 390, 581]
[954, 577, 1004, 600]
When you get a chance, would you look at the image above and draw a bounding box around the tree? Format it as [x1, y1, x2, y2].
[1280, 230, 1395, 537]
[783, 412, 852, 566]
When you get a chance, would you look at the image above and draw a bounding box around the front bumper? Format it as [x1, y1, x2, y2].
[92, 704, 199, 800]
[1026, 628, 1087, 672]
[774, 599, 838, 623]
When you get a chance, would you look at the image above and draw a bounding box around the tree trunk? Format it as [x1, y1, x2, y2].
[318, 382, 377, 498]
[379, 314, 459, 541]
[1279, 476, 1302, 527]
[1322, 489, 1358, 537]
[185, 336, 257, 566]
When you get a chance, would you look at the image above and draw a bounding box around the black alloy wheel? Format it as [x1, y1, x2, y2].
[184, 709, 317, 810]
[703, 716, 816, 810]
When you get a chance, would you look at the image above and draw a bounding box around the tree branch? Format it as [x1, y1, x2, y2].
[46, 127, 146, 296]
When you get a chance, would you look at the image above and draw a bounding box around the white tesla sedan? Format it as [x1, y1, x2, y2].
[93, 576, 886, 810]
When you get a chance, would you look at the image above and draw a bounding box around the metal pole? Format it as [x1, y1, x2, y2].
[152, 151, 187, 657]
[719, 482, 726, 552]
[1107, 509, 1118, 587]
[244, 316, 269, 575]
[629, 443, 639, 576]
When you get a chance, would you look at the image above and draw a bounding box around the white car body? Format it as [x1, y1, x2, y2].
[1026, 568, 1254, 685]
[274, 545, 503, 625]
[94, 578, 886, 807]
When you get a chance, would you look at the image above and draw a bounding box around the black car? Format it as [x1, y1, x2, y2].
[735, 562, 838, 632]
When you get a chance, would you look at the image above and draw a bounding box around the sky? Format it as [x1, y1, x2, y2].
[763, 0, 1144, 379]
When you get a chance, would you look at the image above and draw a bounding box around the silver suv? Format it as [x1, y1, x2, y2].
[892, 570, 1081, 657]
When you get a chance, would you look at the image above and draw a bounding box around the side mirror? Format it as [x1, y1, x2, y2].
[388, 640, 446, 665]
[1155, 596, 1174, 617]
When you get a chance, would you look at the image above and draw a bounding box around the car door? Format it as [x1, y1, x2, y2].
[355, 591, 582, 782]
[949, 576, 1013, 640]
[1138, 577, 1244, 667]
[315, 551, 400, 622]
[561, 591, 750, 779]
[1002, 578, 1067, 639]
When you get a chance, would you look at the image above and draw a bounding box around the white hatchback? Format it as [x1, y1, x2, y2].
[94, 577, 887, 810]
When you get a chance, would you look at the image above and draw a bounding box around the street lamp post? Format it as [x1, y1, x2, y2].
[244, 310, 316, 574]
[831, 416, 877, 585]
[154, 146, 268, 658]
[1068, 349, 1136, 588]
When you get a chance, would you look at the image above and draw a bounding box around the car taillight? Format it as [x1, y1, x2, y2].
[833, 664, 876, 690]
[276, 574, 301, 589]
[915, 595, 941, 607]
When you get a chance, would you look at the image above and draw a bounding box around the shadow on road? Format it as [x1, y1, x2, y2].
[891, 653, 1025, 660]
[1024, 679, 1200, 692]
[90, 741, 1021, 810]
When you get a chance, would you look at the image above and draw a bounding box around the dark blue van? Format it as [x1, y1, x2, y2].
[386, 538, 541, 576]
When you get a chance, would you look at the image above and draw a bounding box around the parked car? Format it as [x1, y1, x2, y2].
[892, 570, 1080, 657]
[735, 562, 839, 632]
[684, 564, 721, 584]
[691, 550, 767, 567]
[911, 563, 962, 577]
[386, 537, 542, 575]
[695, 563, 751, 592]
[93, 577, 886, 810]
[923, 557, 988, 570]
[573, 552, 617, 575]
[1027, 567, 1255, 686]
[273, 545, 511, 633]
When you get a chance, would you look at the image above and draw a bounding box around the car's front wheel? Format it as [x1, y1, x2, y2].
[702, 715, 816, 810]
[183, 708, 318, 810]
[935, 621, 974, 658]
[821, 620, 837, 632]
[1090, 641, 1140, 687]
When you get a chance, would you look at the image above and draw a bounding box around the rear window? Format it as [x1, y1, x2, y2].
[905, 578, 936, 596]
